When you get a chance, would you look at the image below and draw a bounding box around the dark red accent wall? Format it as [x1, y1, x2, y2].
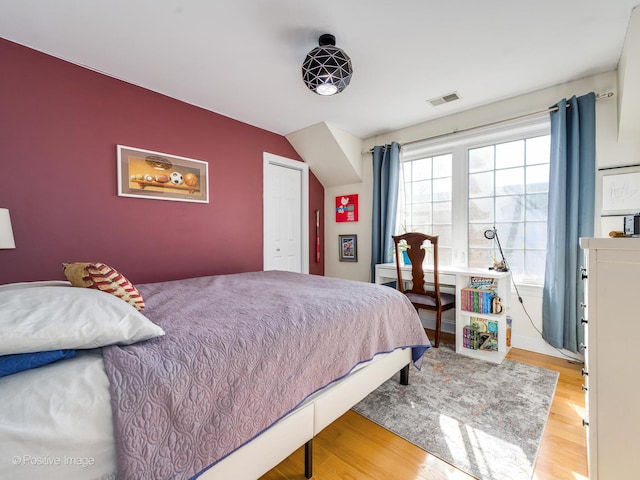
[0, 39, 324, 284]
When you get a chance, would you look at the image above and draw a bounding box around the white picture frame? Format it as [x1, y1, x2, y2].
[600, 165, 640, 215]
[117, 145, 209, 203]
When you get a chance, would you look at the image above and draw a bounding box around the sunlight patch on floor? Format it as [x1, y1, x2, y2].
[533, 470, 588, 480]
[440, 414, 470, 466]
[440, 413, 533, 479]
[567, 399, 585, 417]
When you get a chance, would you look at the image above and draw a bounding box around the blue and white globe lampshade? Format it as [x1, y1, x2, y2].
[302, 34, 353, 96]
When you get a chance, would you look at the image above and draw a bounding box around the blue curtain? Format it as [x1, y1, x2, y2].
[370, 142, 400, 282]
[542, 93, 596, 352]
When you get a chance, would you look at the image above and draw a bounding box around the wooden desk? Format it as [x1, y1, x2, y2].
[375, 262, 512, 364]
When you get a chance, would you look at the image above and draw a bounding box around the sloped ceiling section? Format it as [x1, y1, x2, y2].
[618, 6, 640, 141]
[286, 122, 363, 188]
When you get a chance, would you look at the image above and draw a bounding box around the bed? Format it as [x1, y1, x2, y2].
[0, 268, 430, 480]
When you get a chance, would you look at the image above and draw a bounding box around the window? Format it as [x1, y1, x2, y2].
[397, 119, 550, 285]
[398, 154, 453, 264]
[468, 136, 550, 282]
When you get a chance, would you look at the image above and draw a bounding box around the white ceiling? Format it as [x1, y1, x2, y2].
[1, 0, 638, 140]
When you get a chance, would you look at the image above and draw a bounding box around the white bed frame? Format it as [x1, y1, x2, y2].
[201, 347, 412, 479]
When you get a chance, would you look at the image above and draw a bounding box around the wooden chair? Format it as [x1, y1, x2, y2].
[392, 232, 455, 348]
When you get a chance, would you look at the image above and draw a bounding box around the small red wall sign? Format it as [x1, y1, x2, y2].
[336, 194, 358, 222]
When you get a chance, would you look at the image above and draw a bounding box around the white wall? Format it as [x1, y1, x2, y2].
[618, 5, 640, 143]
[325, 170, 373, 281]
[325, 70, 640, 357]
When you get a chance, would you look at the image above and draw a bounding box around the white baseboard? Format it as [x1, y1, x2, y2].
[511, 334, 584, 362]
[418, 314, 455, 334]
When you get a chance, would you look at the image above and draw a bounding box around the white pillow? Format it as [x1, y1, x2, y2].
[0, 280, 72, 291]
[0, 283, 164, 355]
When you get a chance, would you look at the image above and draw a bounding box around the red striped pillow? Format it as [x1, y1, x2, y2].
[63, 262, 145, 311]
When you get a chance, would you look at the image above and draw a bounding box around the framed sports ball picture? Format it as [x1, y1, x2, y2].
[117, 145, 209, 203]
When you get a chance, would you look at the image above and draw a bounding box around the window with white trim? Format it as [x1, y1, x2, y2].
[397, 118, 550, 285]
[398, 153, 453, 265]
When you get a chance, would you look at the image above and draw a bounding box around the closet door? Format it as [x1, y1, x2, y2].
[263, 153, 309, 273]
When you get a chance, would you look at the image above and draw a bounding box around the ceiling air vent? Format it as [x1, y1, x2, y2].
[427, 91, 461, 107]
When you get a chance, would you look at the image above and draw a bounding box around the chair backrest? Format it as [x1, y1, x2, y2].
[392, 232, 442, 303]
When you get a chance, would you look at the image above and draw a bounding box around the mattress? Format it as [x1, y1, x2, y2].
[0, 350, 116, 480]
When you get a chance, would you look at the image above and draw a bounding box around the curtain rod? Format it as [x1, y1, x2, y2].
[598, 163, 640, 171]
[364, 92, 614, 154]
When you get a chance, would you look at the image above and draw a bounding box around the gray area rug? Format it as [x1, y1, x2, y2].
[353, 344, 558, 480]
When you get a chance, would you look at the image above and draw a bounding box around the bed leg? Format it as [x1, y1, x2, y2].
[304, 439, 313, 478]
[400, 364, 409, 385]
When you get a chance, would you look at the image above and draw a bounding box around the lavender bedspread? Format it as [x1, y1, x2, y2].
[102, 271, 430, 479]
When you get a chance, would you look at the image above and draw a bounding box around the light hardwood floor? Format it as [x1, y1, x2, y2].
[261, 330, 588, 480]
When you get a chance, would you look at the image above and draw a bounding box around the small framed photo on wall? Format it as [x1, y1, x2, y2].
[339, 234, 357, 262]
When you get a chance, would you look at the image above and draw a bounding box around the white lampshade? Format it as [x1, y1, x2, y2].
[0, 208, 16, 249]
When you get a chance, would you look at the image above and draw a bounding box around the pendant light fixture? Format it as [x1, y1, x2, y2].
[302, 34, 353, 96]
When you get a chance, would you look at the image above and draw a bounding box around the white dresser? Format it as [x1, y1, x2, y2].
[580, 237, 640, 480]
